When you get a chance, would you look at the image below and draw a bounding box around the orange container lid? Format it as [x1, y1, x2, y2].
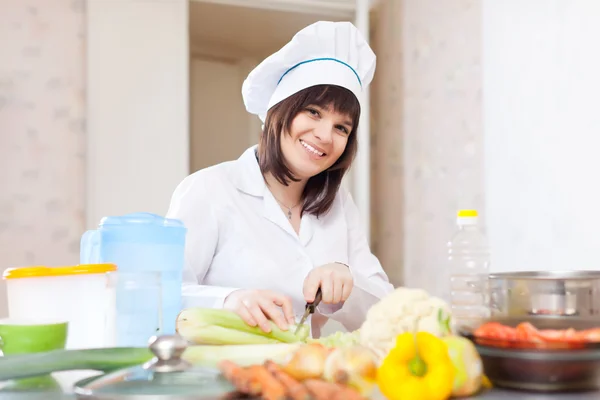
[3, 264, 117, 279]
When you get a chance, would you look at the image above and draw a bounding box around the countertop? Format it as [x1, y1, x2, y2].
[0, 371, 598, 399]
[473, 388, 600, 399]
[0, 388, 600, 400]
[0, 388, 597, 400]
[0, 389, 598, 399]
[370, 387, 600, 400]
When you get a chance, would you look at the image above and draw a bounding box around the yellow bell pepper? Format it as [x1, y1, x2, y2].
[377, 331, 455, 400]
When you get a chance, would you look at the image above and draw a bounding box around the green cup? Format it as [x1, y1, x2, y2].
[0, 319, 68, 355]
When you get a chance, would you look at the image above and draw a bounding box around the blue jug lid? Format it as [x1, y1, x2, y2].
[99, 212, 185, 229]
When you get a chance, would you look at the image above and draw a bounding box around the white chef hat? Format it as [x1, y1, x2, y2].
[241, 21, 376, 123]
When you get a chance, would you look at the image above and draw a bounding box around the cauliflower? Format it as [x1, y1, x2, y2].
[358, 287, 453, 362]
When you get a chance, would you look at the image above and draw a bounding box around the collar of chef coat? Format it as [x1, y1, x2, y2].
[231, 145, 316, 246]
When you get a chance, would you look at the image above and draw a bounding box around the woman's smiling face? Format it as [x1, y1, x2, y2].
[280, 103, 354, 180]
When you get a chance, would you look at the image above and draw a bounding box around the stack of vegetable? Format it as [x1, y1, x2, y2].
[358, 287, 454, 363]
[362, 288, 490, 399]
[177, 308, 307, 368]
[176, 287, 492, 400]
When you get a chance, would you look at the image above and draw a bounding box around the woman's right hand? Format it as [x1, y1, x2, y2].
[223, 289, 296, 333]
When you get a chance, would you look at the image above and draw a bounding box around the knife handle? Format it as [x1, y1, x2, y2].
[314, 287, 323, 307]
[307, 287, 323, 314]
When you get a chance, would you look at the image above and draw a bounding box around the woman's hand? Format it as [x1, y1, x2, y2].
[303, 262, 354, 305]
[223, 289, 296, 333]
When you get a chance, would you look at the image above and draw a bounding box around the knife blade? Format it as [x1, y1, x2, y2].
[295, 287, 322, 334]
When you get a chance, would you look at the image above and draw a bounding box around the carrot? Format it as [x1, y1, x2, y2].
[218, 360, 253, 394]
[264, 360, 313, 400]
[246, 365, 287, 400]
[302, 379, 342, 400]
[303, 379, 366, 400]
[332, 385, 366, 400]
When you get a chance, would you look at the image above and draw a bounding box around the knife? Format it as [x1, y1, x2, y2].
[295, 287, 322, 334]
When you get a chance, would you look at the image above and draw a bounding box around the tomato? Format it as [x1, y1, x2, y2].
[474, 322, 517, 340]
[473, 321, 600, 349]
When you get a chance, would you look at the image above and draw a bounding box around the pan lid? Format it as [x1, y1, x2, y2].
[73, 335, 235, 400]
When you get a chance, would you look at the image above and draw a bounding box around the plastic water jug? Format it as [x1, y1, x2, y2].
[80, 212, 187, 343]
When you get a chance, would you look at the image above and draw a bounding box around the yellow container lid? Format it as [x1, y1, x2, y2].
[3, 264, 117, 279]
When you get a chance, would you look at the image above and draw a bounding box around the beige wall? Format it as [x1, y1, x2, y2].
[190, 57, 260, 172]
[0, 0, 86, 317]
[370, 0, 485, 299]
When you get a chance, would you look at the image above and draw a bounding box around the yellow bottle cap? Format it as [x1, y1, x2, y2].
[457, 209, 478, 218]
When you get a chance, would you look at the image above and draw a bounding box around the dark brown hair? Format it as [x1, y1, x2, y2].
[257, 84, 361, 217]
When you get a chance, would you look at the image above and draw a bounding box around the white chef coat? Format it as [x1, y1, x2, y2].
[166, 145, 394, 336]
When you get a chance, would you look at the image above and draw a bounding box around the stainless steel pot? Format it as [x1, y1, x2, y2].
[489, 271, 600, 317]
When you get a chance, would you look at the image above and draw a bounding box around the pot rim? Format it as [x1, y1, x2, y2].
[489, 271, 600, 280]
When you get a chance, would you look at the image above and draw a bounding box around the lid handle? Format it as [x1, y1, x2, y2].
[145, 334, 192, 373]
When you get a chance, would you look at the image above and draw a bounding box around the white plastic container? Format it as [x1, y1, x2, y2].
[3, 264, 117, 349]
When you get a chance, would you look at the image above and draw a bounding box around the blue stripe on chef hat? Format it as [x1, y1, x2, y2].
[277, 58, 362, 87]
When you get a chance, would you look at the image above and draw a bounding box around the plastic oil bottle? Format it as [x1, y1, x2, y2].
[448, 209, 491, 329]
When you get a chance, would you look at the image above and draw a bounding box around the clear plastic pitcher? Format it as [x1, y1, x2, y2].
[81, 212, 187, 338]
[105, 271, 162, 347]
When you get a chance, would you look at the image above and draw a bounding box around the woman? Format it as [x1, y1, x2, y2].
[166, 21, 394, 338]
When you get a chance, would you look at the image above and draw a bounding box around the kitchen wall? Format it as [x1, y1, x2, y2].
[4, 0, 599, 320]
[371, 0, 600, 296]
[0, 0, 189, 318]
[0, 0, 86, 317]
[370, 0, 484, 299]
[483, 0, 600, 273]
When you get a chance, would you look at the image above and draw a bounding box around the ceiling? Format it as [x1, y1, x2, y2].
[189, 1, 348, 59]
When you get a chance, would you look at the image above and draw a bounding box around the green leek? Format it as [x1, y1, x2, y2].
[0, 347, 153, 381]
[177, 308, 309, 345]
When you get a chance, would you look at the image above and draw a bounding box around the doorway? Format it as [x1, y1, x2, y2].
[188, 1, 348, 172]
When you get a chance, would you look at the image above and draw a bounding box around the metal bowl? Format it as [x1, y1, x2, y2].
[489, 271, 600, 318]
[461, 316, 600, 392]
